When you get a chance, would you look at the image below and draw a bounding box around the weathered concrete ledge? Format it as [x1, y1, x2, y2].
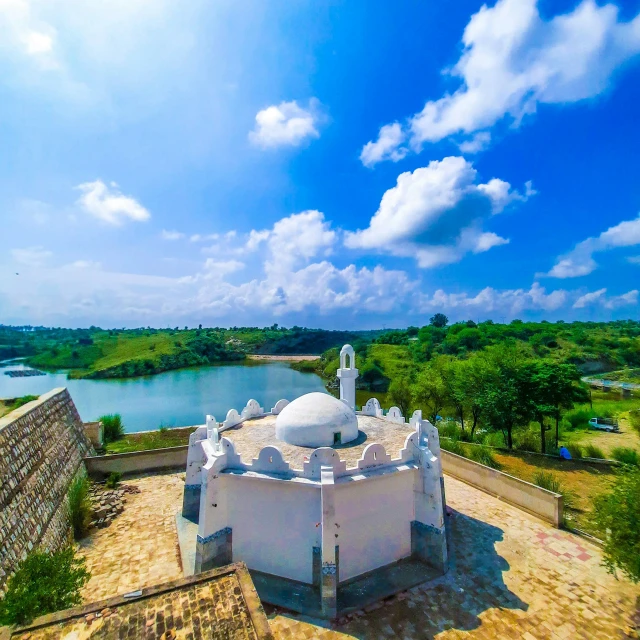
[441, 450, 563, 527]
[84, 446, 188, 478]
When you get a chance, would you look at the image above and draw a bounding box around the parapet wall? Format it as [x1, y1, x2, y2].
[0, 388, 94, 590]
[440, 450, 563, 526]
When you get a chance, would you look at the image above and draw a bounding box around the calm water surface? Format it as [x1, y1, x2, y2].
[0, 361, 327, 433]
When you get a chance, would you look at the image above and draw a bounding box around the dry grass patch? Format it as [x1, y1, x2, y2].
[492, 451, 617, 538]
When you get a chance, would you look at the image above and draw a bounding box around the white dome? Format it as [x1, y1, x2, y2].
[275, 392, 359, 448]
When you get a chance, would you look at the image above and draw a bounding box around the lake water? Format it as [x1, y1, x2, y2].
[0, 361, 327, 433]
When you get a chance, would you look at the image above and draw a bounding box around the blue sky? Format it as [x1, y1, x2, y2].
[1, 0, 639, 329]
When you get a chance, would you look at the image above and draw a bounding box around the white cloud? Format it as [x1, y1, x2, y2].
[249, 100, 320, 149]
[572, 287, 638, 309]
[360, 0, 640, 165]
[162, 230, 185, 240]
[423, 282, 567, 314]
[345, 156, 532, 267]
[244, 210, 337, 275]
[573, 288, 607, 308]
[544, 213, 640, 278]
[75, 179, 150, 225]
[605, 289, 639, 309]
[628, 256, 640, 265]
[11, 245, 52, 267]
[458, 132, 492, 154]
[23, 30, 53, 55]
[360, 123, 407, 167]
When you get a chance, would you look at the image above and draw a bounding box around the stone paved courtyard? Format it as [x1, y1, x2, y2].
[78, 471, 640, 639]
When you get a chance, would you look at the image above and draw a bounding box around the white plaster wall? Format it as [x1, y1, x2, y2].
[223, 475, 321, 584]
[335, 470, 415, 582]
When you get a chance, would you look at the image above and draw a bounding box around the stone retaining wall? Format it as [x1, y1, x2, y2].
[0, 388, 94, 591]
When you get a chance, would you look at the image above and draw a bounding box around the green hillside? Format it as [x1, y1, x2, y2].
[0, 325, 377, 380]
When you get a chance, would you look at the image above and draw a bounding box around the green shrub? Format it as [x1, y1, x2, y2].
[533, 471, 561, 493]
[100, 414, 124, 443]
[629, 410, 640, 435]
[514, 431, 540, 453]
[105, 472, 122, 489]
[440, 438, 465, 457]
[566, 443, 583, 459]
[593, 467, 640, 582]
[533, 471, 575, 509]
[611, 447, 639, 466]
[584, 444, 605, 459]
[458, 430, 473, 443]
[469, 445, 501, 469]
[7, 395, 39, 411]
[0, 547, 90, 625]
[438, 422, 459, 440]
[67, 475, 92, 540]
[565, 409, 593, 430]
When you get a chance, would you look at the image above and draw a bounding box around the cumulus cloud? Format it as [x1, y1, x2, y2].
[75, 180, 151, 225]
[544, 212, 640, 278]
[628, 256, 640, 265]
[423, 282, 567, 314]
[360, 0, 640, 165]
[605, 289, 639, 309]
[11, 245, 52, 267]
[345, 156, 532, 267]
[573, 287, 638, 309]
[360, 123, 407, 167]
[245, 210, 337, 274]
[249, 100, 321, 149]
[573, 288, 607, 309]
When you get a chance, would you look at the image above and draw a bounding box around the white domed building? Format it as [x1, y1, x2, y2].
[181, 345, 448, 619]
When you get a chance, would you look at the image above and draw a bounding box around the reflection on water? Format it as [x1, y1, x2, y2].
[0, 361, 327, 433]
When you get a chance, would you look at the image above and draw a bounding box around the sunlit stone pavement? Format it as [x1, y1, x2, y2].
[77, 471, 640, 639]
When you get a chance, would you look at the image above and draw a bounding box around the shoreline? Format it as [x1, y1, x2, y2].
[247, 354, 320, 362]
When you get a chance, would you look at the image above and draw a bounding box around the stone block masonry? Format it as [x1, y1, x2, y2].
[0, 388, 94, 591]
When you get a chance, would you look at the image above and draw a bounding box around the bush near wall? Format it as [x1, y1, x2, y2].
[0, 547, 90, 626]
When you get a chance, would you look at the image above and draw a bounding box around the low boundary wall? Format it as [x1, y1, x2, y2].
[441, 450, 563, 526]
[84, 446, 188, 478]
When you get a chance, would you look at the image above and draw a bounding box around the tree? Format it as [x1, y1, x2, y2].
[413, 357, 447, 423]
[388, 377, 413, 417]
[457, 354, 495, 437]
[479, 343, 532, 449]
[429, 313, 449, 328]
[437, 357, 467, 431]
[524, 361, 588, 452]
[593, 468, 640, 583]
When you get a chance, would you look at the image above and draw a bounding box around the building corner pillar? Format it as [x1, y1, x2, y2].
[320, 465, 338, 619]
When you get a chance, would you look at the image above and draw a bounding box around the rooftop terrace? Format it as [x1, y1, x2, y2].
[220, 413, 415, 469]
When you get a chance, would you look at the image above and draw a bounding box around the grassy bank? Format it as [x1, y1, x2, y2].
[104, 426, 197, 454]
[0, 394, 39, 419]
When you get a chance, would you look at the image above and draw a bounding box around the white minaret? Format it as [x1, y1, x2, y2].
[337, 344, 358, 410]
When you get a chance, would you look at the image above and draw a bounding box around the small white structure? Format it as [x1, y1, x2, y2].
[336, 344, 358, 409]
[181, 345, 447, 620]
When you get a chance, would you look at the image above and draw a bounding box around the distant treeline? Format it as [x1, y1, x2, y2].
[0, 324, 379, 379]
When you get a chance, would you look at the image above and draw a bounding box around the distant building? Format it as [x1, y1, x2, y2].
[180, 345, 448, 619]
